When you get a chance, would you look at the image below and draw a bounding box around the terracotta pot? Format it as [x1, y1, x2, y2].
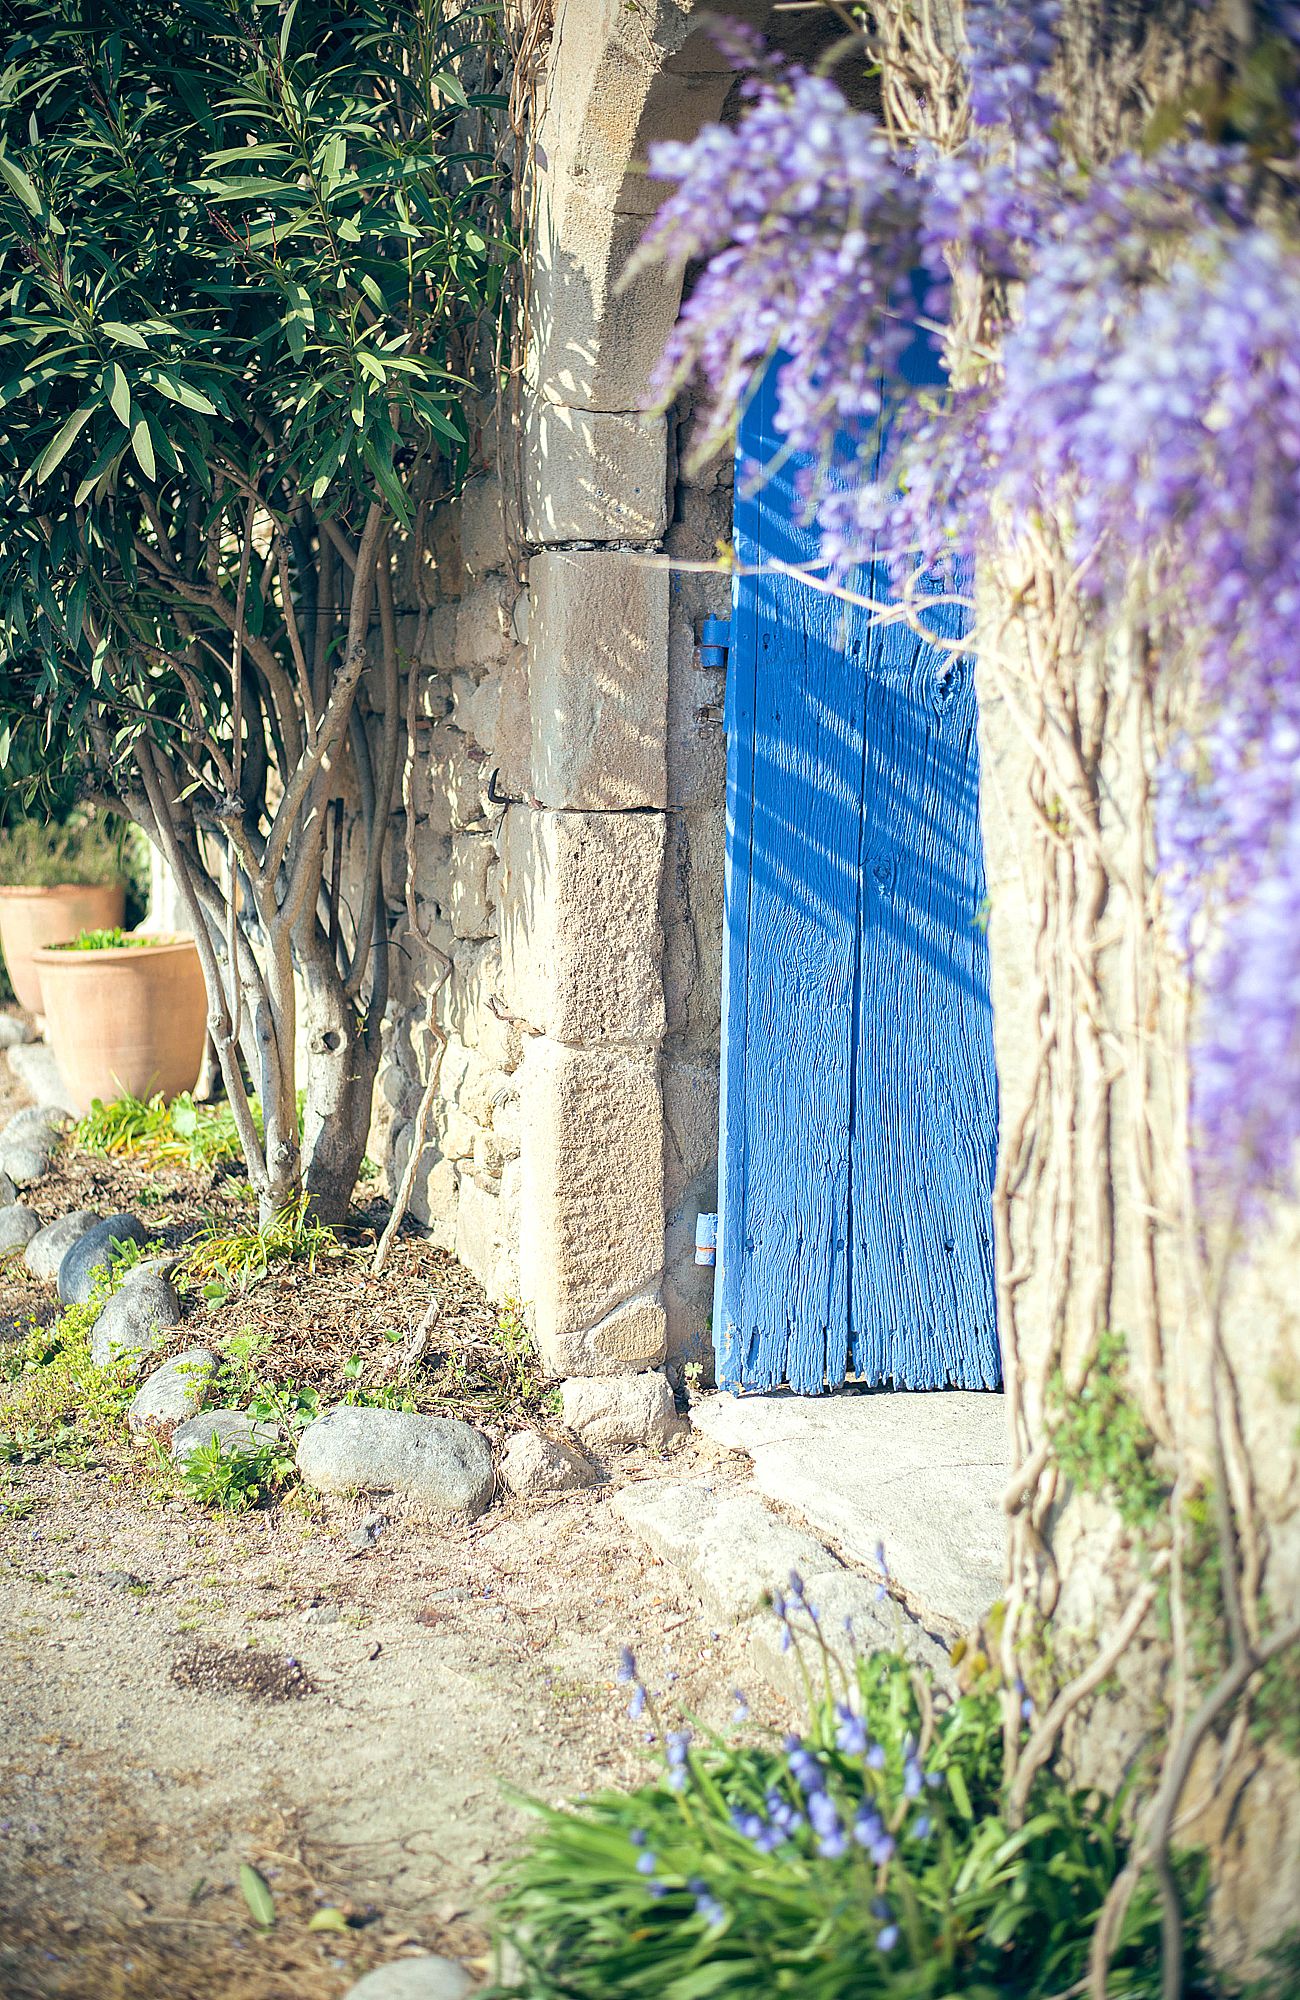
[32, 934, 207, 1114]
[0, 883, 126, 1014]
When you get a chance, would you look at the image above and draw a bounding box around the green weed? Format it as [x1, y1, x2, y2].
[0, 1281, 140, 1465]
[178, 1432, 294, 1513]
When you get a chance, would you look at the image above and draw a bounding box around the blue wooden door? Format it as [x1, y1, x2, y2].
[714, 360, 1000, 1395]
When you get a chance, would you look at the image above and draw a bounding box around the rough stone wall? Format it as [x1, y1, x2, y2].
[370, 459, 529, 1310]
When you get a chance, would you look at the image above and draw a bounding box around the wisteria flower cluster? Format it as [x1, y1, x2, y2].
[633, 1, 1300, 1219]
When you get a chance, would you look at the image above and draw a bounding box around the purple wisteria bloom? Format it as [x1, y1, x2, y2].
[633, 3, 1300, 1228]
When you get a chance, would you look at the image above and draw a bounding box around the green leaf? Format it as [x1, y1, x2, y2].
[0, 152, 42, 216]
[149, 372, 217, 415]
[306, 1907, 350, 1933]
[34, 402, 97, 484]
[130, 415, 156, 480]
[108, 363, 132, 428]
[99, 321, 149, 351]
[238, 1863, 275, 1931]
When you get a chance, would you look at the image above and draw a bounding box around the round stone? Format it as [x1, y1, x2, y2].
[296, 1407, 495, 1519]
[58, 1212, 149, 1305]
[128, 1350, 219, 1436]
[342, 1957, 473, 2000]
[0, 1203, 39, 1259]
[24, 1210, 99, 1284]
[170, 1409, 279, 1463]
[90, 1261, 180, 1368]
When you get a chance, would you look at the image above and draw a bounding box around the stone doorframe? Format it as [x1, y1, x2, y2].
[506, 0, 768, 1383]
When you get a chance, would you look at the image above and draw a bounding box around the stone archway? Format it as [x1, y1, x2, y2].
[505, 1, 759, 1392]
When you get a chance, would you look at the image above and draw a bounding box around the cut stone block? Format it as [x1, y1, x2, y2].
[499, 808, 666, 1044]
[449, 832, 496, 940]
[690, 1391, 1007, 1639]
[519, 1040, 664, 1361]
[523, 405, 668, 544]
[527, 549, 669, 809]
[560, 1372, 682, 1452]
[529, 185, 680, 413]
[546, 1291, 667, 1378]
[610, 1477, 952, 1688]
[455, 1175, 502, 1299]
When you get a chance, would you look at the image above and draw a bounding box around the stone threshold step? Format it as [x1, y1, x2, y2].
[611, 1476, 955, 1702]
[690, 1387, 1008, 1641]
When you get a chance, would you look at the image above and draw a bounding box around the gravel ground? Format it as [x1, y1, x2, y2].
[0, 1023, 788, 2000]
[0, 1441, 779, 2000]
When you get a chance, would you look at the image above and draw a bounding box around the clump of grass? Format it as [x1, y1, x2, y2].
[488, 1627, 1216, 2000]
[75, 1089, 253, 1172]
[182, 1193, 339, 1303]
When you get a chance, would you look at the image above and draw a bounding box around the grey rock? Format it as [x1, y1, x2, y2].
[0, 1203, 39, 1258]
[296, 1407, 495, 1519]
[127, 1348, 218, 1436]
[560, 1373, 684, 1453]
[0, 1015, 33, 1050]
[343, 1956, 473, 2000]
[24, 1210, 99, 1283]
[59, 1212, 149, 1305]
[171, 1409, 280, 1464]
[0, 1104, 69, 1186]
[0, 1170, 14, 1208]
[5, 1042, 75, 1115]
[3, 1105, 66, 1138]
[0, 1135, 53, 1187]
[90, 1261, 180, 1368]
[499, 1428, 600, 1498]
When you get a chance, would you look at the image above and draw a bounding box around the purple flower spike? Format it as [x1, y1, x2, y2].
[834, 1703, 868, 1757]
[617, 1647, 638, 1685]
[635, 1850, 658, 1876]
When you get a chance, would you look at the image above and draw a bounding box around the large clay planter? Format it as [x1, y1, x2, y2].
[32, 935, 207, 1114]
[0, 883, 125, 1014]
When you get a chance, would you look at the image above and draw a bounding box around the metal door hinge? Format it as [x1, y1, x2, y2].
[699, 616, 730, 670]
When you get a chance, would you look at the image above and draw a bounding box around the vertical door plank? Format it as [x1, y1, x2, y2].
[716, 367, 864, 1392]
[849, 567, 1000, 1387]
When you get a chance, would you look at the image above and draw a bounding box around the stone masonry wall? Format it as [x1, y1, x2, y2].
[368, 390, 733, 1391]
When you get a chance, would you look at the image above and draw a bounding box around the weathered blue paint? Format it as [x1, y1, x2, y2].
[714, 358, 1000, 1394]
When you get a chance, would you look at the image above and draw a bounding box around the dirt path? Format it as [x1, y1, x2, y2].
[0, 1441, 778, 2000]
